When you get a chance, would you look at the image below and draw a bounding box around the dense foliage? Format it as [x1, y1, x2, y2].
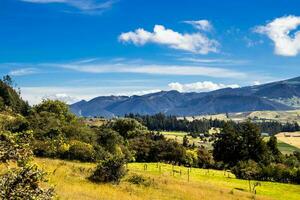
[89, 155, 127, 183]
[126, 113, 300, 135]
[213, 121, 300, 184]
[0, 75, 29, 115]
[0, 130, 54, 199]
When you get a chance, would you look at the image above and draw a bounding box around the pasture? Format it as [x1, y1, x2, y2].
[29, 158, 300, 200]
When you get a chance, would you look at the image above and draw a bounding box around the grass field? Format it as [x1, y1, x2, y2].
[276, 132, 300, 149]
[160, 131, 212, 148]
[183, 110, 300, 124]
[23, 158, 300, 200]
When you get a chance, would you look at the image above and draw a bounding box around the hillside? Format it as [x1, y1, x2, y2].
[70, 76, 300, 117]
[33, 158, 300, 200]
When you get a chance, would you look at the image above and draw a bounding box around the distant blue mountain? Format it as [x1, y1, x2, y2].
[70, 77, 300, 117]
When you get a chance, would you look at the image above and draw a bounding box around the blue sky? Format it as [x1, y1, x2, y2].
[1, 0, 300, 104]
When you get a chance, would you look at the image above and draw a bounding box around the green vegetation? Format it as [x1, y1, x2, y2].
[0, 131, 55, 199]
[31, 158, 300, 200]
[1, 76, 300, 199]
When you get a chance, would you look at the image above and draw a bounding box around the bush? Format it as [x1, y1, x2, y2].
[126, 174, 154, 187]
[0, 164, 55, 200]
[231, 160, 261, 180]
[67, 140, 96, 162]
[89, 155, 127, 183]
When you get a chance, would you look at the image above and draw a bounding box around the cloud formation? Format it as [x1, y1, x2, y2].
[20, 0, 115, 12]
[58, 62, 246, 79]
[9, 68, 38, 76]
[184, 20, 213, 31]
[254, 15, 300, 56]
[119, 25, 219, 54]
[168, 81, 240, 92]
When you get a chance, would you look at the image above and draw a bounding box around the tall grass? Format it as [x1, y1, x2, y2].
[28, 158, 300, 200]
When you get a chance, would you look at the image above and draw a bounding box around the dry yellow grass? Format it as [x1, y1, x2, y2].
[276, 132, 300, 149]
[27, 158, 300, 200]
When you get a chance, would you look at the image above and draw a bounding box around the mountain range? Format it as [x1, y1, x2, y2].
[70, 76, 300, 117]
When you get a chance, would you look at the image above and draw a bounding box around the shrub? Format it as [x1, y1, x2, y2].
[0, 131, 33, 165]
[0, 130, 55, 199]
[0, 164, 54, 200]
[89, 155, 127, 183]
[231, 160, 261, 180]
[67, 140, 95, 162]
[126, 174, 154, 187]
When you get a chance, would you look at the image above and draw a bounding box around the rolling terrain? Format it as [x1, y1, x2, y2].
[27, 158, 300, 200]
[70, 76, 300, 117]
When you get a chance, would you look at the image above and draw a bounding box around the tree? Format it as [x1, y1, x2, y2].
[110, 118, 147, 139]
[231, 160, 261, 192]
[183, 135, 189, 147]
[267, 136, 282, 162]
[213, 121, 270, 166]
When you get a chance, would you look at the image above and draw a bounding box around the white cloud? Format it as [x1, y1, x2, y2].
[9, 68, 38, 76]
[20, 0, 115, 12]
[58, 63, 247, 79]
[119, 25, 219, 54]
[177, 57, 248, 65]
[168, 81, 240, 92]
[253, 81, 261, 86]
[184, 20, 213, 32]
[254, 15, 300, 56]
[43, 93, 79, 104]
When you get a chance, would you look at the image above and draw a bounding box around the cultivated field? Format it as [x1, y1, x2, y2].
[30, 158, 300, 200]
[276, 132, 300, 150]
[183, 110, 300, 123]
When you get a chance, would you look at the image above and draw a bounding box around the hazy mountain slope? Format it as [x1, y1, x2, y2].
[70, 76, 300, 117]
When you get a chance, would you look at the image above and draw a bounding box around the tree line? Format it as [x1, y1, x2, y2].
[125, 113, 300, 135]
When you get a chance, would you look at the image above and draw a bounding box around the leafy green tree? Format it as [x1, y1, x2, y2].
[213, 121, 270, 166]
[110, 118, 147, 139]
[267, 136, 282, 162]
[197, 146, 214, 168]
[231, 160, 261, 192]
[0, 76, 29, 114]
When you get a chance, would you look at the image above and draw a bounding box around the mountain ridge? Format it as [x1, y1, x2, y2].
[70, 76, 300, 117]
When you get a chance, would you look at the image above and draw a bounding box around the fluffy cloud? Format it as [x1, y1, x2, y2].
[184, 20, 213, 31]
[43, 93, 79, 104]
[20, 0, 114, 12]
[254, 15, 300, 56]
[168, 81, 240, 92]
[119, 25, 219, 54]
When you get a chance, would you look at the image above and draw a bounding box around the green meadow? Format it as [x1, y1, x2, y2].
[31, 158, 300, 200]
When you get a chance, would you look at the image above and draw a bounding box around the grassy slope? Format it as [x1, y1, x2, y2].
[32, 158, 300, 200]
[276, 132, 300, 149]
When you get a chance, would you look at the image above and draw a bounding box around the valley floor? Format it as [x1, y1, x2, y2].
[33, 158, 300, 200]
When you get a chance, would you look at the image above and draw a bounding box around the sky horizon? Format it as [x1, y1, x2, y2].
[1, 0, 300, 104]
